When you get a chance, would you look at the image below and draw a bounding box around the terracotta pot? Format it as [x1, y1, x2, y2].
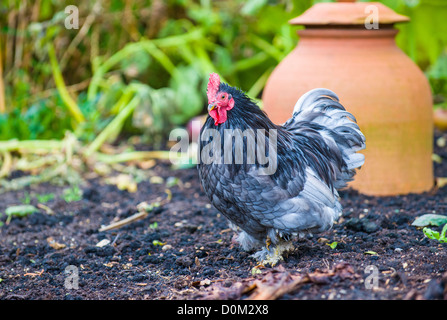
[262, 2, 433, 196]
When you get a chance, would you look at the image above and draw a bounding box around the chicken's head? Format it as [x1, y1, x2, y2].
[207, 73, 234, 126]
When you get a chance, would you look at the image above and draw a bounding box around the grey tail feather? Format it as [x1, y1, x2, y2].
[286, 88, 366, 189]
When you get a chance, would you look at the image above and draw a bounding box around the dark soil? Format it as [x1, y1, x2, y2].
[1, 132, 447, 301]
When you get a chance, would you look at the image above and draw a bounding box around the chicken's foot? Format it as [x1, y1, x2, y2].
[251, 239, 295, 267]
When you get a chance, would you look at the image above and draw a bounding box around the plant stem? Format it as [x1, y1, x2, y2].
[87, 29, 204, 101]
[48, 42, 85, 124]
[87, 43, 141, 100]
[0, 139, 64, 152]
[96, 151, 173, 164]
[0, 37, 5, 113]
[233, 52, 269, 73]
[84, 94, 140, 157]
[247, 67, 273, 98]
[0, 151, 12, 178]
[249, 34, 284, 62]
[141, 41, 177, 77]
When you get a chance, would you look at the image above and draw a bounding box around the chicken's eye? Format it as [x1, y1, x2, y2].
[221, 94, 226, 99]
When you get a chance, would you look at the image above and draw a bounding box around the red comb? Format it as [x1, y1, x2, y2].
[207, 73, 220, 103]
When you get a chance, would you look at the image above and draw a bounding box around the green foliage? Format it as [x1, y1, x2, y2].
[21, 191, 55, 204]
[362, 0, 447, 102]
[62, 185, 82, 203]
[0, 0, 306, 143]
[36, 192, 55, 203]
[326, 241, 338, 249]
[412, 213, 447, 227]
[5, 204, 39, 218]
[413, 214, 447, 243]
[152, 239, 166, 246]
[4, 204, 39, 224]
[1, 0, 446, 144]
[427, 53, 447, 107]
[423, 225, 447, 243]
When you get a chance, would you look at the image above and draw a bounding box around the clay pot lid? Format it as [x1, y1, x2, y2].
[289, 1, 409, 26]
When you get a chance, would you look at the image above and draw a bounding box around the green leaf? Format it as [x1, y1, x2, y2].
[423, 227, 440, 240]
[152, 240, 166, 246]
[441, 224, 447, 243]
[62, 185, 82, 203]
[36, 193, 55, 203]
[412, 214, 447, 227]
[241, 0, 268, 16]
[424, 224, 447, 243]
[326, 241, 338, 249]
[120, 48, 151, 76]
[166, 177, 179, 188]
[5, 205, 39, 217]
[364, 251, 378, 256]
[169, 66, 203, 124]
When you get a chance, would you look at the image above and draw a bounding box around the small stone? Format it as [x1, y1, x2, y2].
[345, 218, 363, 232]
[345, 218, 379, 233]
[362, 221, 379, 233]
[176, 256, 193, 268]
[96, 239, 111, 247]
[174, 222, 183, 228]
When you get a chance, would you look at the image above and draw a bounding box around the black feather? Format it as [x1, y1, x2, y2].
[199, 83, 335, 190]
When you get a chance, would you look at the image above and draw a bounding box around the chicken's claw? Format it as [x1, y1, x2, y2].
[251, 240, 295, 267]
[265, 236, 272, 251]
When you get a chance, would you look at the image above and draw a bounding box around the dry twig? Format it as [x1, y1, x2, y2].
[98, 210, 150, 232]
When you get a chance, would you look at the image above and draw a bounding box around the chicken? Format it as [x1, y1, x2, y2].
[197, 73, 365, 266]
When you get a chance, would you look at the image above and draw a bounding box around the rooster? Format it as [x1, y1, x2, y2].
[198, 73, 365, 266]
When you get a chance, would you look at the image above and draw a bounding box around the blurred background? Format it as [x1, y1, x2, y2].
[0, 0, 446, 145]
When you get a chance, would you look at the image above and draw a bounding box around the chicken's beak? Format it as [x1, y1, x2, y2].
[208, 103, 216, 112]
